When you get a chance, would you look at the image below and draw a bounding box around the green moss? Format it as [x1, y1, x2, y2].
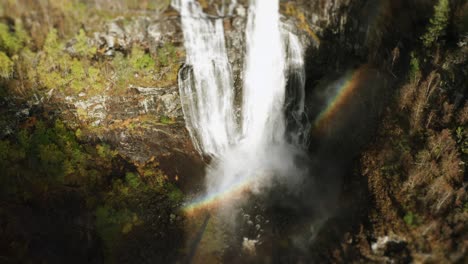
[421, 0, 450, 47]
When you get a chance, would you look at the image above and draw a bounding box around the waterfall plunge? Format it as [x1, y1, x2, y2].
[174, 0, 308, 201]
[242, 0, 286, 148]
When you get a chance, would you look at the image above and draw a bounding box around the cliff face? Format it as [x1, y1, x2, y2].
[293, 0, 467, 263]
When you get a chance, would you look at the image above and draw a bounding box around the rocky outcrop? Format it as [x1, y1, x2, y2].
[91, 16, 183, 56]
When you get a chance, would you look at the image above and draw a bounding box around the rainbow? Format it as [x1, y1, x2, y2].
[313, 65, 369, 132]
[182, 177, 257, 215]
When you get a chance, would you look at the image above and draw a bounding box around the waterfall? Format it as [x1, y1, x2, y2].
[174, 0, 238, 156]
[174, 0, 309, 202]
[285, 31, 309, 146]
[241, 0, 286, 148]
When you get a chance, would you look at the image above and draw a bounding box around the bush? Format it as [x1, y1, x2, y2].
[157, 42, 176, 67]
[95, 205, 137, 253]
[409, 52, 420, 81]
[0, 22, 26, 55]
[130, 46, 154, 70]
[125, 172, 142, 189]
[403, 211, 418, 226]
[0, 51, 13, 78]
[73, 29, 96, 58]
[421, 0, 450, 47]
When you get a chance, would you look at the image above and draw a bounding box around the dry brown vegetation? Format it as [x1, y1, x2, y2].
[360, 42, 467, 262]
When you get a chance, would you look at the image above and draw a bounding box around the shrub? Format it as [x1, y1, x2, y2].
[125, 172, 142, 189]
[455, 126, 468, 154]
[409, 52, 420, 81]
[0, 22, 25, 55]
[95, 205, 136, 253]
[130, 46, 154, 70]
[43, 28, 62, 60]
[157, 42, 176, 67]
[96, 144, 118, 159]
[160, 116, 174, 124]
[167, 183, 184, 203]
[403, 211, 418, 226]
[421, 0, 450, 47]
[73, 29, 96, 58]
[0, 51, 13, 78]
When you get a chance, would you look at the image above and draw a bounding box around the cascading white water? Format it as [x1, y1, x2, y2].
[174, 0, 309, 199]
[242, 0, 286, 147]
[174, 0, 238, 156]
[285, 32, 309, 146]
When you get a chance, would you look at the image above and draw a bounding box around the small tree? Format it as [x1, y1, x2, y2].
[421, 0, 450, 47]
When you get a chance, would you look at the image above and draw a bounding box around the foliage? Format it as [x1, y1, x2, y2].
[73, 29, 97, 58]
[159, 115, 175, 124]
[125, 172, 142, 189]
[95, 205, 138, 254]
[0, 11, 180, 97]
[165, 182, 183, 204]
[409, 52, 420, 82]
[95, 164, 184, 259]
[112, 52, 133, 89]
[157, 42, 176, 67]
[0, 117, 121, 198]
[130, 46, 154, 70]
[0, 51, 13, 78]
[403, 211, 418, 226]
[109, 44, 179, 91]
[96, 143, 118, 159]
[36, 28, 105, 94]
[455, 126, 468, 154]
[421, 0, 450, 47]
[43, 28, 62, 60]
[0, 22, 26, 55]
